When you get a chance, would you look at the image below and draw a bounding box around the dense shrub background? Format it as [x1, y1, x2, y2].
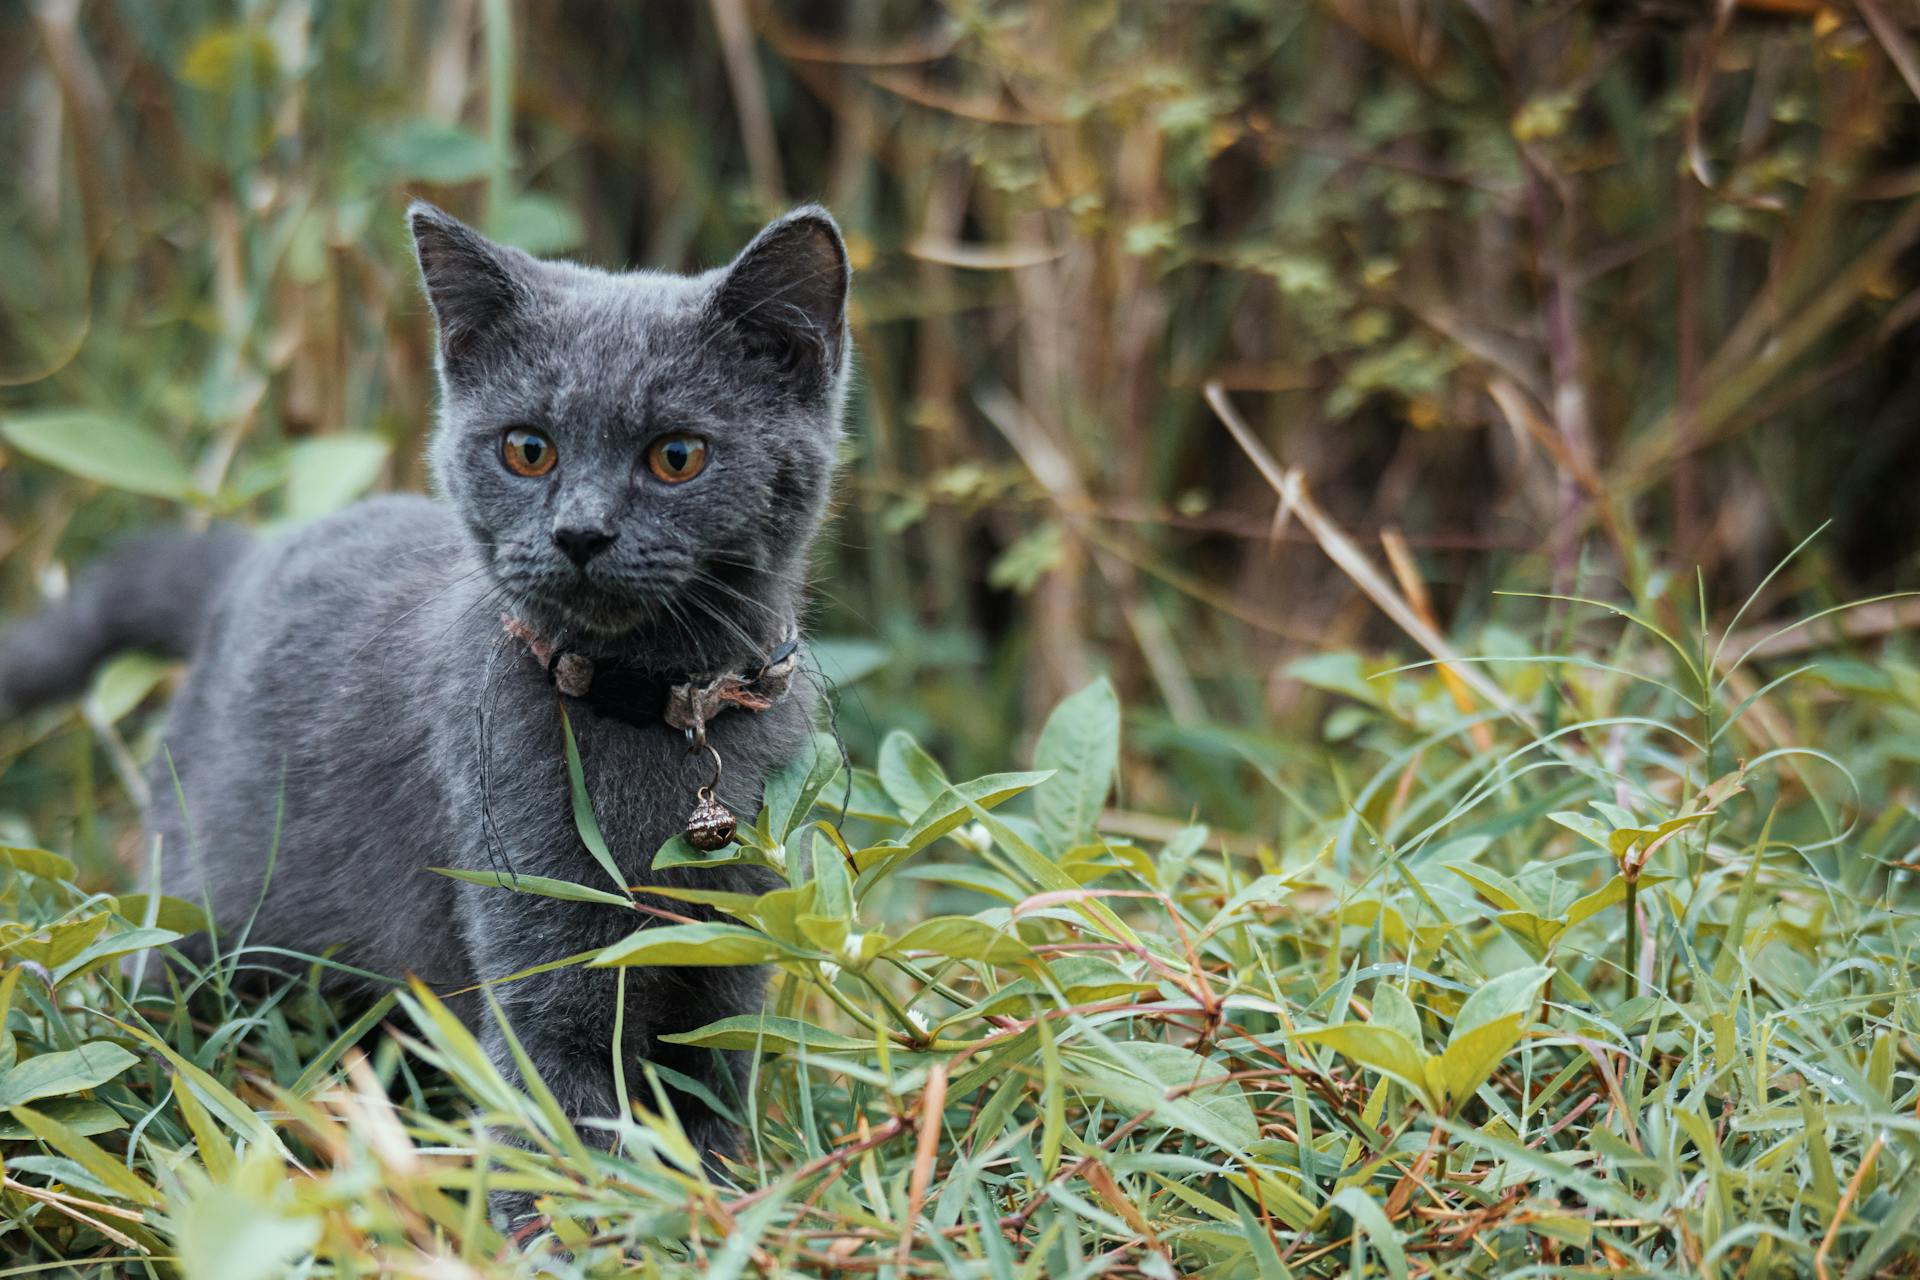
[0, 2, 1916, 1275]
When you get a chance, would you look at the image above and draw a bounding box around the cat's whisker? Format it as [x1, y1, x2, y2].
[682, 591, 770, 663]
[685, 569, 787, 624]
[348, 563, 496, 659]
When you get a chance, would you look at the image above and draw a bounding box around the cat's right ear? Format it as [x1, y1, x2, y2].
[408, 202, 532, 382]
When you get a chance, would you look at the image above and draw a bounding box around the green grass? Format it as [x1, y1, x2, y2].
[1, 569, 1915, 1277]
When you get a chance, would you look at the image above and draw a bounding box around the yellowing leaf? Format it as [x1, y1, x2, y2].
[1495, 910, 1567, 951]
[179, 25, 280, 91]
[7, 1105, 160, 1206]
[1443, 862, 1537, 914]
[0, 845, 77, 883]
[1431, 1013, 1525, 1112]
[1607, 812, 1713, 863]
[1565, 873, 1673, 926]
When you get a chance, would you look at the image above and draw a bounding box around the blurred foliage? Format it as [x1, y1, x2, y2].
[1, 0, 1919, 1274]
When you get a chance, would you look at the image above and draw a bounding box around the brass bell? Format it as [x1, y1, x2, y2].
[687, 786, 736, 851]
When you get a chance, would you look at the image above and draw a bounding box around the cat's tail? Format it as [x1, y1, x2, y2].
[0, 527, 251, 719]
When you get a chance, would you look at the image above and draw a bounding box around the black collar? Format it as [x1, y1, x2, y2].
[501, 613, 801, 738]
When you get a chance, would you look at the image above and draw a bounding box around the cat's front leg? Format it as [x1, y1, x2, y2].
[471, 958, 629, 1231]
[626, 959, 773, 1177]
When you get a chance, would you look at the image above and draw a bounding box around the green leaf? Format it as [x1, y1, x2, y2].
[288, 991, 400, 1099]
[637, 883, 766, 919]
[987, 521, 1066, 593]
[1067, 1041, 1261, 1154]
[1032, 676, 1120, 852]
[1547, 810, 1611, 850]
[590, 921, 798, 968]
[659, 1014, 874, 1054]
[281, 434, 390, 522]
[806, 637, 889, 687]
[1284, 652, 1389, 709]
[430, 866, 634, 908]
[173, 1063, 235, 1181]
[52, 927, 181, 984]
[1298, 1024, 1432, 1104]
[488, 191, 585, 254]
[888, 915, 1033, 966]
[652, 832, 746, 871]
[365, 119, 493, 183]
[763, 731, 843, 842]
[963, 802, 1145, 951]
[7, 1105, 159, 1207]
[0, 1098, 124, 1141]
[0, 1042, 141, 1106]
[1, 410, 196, 499]
[1235, 1192, 1298, 1279]
[0, 845, 77, 883]
[898, 771, 1054, 858]
[877, 729, 950, 817]
[1203, 874, 1295, 934]
[1369, 984, 1424, 1047]
[115, 1022, 284, 1154]
[807, 835, 854, 926]
[86, 651, 174, 724]
[558, 705, 632, 896]
[1328, 1187, 1408, 1280]
[1447, 965, 1549, 1045]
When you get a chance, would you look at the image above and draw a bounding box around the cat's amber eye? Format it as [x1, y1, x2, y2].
[645, 434, 708, 484]
[501, 428, 557, 477]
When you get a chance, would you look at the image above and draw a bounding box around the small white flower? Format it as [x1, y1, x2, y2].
[906, 1008, 932, 1036]
[765, 842, 787, 872]
[839, 932, 866, 965]
[818, 960, 842, 984]
[959, 822, 992, 854]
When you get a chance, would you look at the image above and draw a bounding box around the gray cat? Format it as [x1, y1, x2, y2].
[0, 202, 851, 1203]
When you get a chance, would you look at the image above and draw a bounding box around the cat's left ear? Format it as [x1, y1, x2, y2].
[409, 201, 538, 384]
[711, 206, 850, 388]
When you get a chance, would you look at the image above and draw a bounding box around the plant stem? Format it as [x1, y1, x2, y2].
[858, 970, 929, 1043]
[1624, 877, 1639, 1000]
[815, 972, 894, 1042]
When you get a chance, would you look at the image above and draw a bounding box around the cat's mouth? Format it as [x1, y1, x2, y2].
[522, 580, 657, 637]
[499, 558, 696, 643]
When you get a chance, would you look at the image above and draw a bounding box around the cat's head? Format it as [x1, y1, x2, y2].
[408, 202, 850, 662]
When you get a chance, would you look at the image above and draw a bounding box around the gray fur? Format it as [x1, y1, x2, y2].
[0, 203, 852, 1200]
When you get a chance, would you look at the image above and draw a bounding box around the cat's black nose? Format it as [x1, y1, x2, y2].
[553, 524, 617, 566]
